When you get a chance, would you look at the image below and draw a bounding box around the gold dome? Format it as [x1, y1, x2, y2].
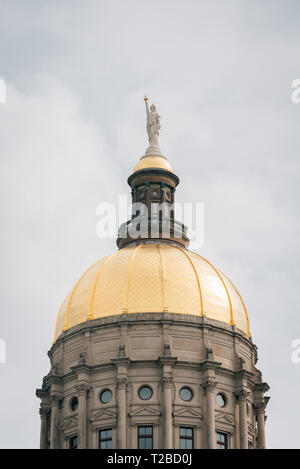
[53, 244, 251, 343]
[134, 155, 174, 173]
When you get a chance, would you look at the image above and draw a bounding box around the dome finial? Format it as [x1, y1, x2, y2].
[144, 94, 162, 156]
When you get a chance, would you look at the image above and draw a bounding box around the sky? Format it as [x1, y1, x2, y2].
[0, 0, 299, 448]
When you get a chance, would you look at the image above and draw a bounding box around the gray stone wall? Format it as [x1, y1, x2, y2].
[36, 313, 269, 449]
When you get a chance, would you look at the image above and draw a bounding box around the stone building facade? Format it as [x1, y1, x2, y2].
[36, 99, 269, 449]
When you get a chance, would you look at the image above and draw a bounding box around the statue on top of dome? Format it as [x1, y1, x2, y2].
[144, 94, 161, 148]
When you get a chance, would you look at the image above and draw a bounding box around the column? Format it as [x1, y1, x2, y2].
[162, 377, 173, 449]
[238, 390, 248, 449]
[255, 403, 266, 449]
[205, 381, 216, 449]
[234, 399, 240, 449]
[39, 407, 49, 449]
[50, 394, 60, 449]
[116, 378, 127, 449]
[77, 384, 89, 449]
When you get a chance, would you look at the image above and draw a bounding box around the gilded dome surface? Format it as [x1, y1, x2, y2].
[53, 244, 251, 343]
[133, 155, 174, 173]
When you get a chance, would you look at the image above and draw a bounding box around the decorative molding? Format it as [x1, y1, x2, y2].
[238, 389, 249, 401]
[62, 416, 78, 431]
[173, 407, 203, 419]
[76, 383, 90, 396]
[39, 407, 50, 419]
[215, 412, 234, 424]
[158, 356, 177, 366]
[50, 393, 61, 404]
[91, 408, 117, 421]
[129, 406, 161, 417]
[203, 380, 217, 392]
[116, 377, 128, 389]
[254, 401, 266, 413]
[160, 376, 174, 388]
[111, 357, 132, 368]
[248, 423, 255, 434]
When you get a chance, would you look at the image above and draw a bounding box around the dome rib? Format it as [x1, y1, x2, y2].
[173, 246, 204, 316]
[219, 270, 251, 338]
[193, 252, 234, 326]
[89, 251, 119, 320]
[126, 245, 143, 313]
[157, 245, 165, 312]
[63, 259, 101, 331]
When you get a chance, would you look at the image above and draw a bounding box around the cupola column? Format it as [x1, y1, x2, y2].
[159, 349, 177, 449]
[39, 407, 49, 449]
[112, 354, 131, 449]
[116, 377, 128, 448]
[204, 380, 216, 449]
[36, 389, 51, 449]
[76, 384, 89, 449]
[255, 403, 266, 449]
[161, 377, 173, 448]
[238, 390, 248, 449]
[49, 394, 60, 449]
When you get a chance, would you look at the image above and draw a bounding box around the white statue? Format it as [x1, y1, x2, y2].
[144, 95, 161, 148]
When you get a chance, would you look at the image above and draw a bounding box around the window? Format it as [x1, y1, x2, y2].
[138, 385, 153, 400]
[99, 428, 112, 449]
[69, 435, 78, 449]
[100, 389, 112, 404]
[179, 387, 193, 402]
[216, 393, 227, 408]
[138, 426, 153, 449]
[179, 427, 194, 449]
[216, 432, 228, 449]
[70, 396, 79, 412]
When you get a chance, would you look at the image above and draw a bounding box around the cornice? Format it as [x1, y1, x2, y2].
[49, 313, 254, 357]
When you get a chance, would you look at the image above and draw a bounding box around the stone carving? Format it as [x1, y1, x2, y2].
[116, 377, 128, 389]
[163, 343, 171, 357]
[206, 347, 214, 360]
[238, 389, 249, 401]
[144, 95, 161, 149]
[62, 416, 78, 430]
[52, 364, 59, 375]
[50, 393, 61, 404]
[118, 344, 126, 358]
[239, 357, 245, 370]
[161, 376, 174, 387]
[79, 352, 86, 364]
[204, 380, 216, 392]
[76, 383, 89, 396]
[39, 407, 50, 418]
[254, 401, 266, 413]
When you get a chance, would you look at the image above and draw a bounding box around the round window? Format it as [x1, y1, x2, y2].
[100, 389, 112, 404]
[70, 396, 79, 412]
[216, 393, 226, 408]
[138, 385, 153, 400]
[179, 387, 193, 402]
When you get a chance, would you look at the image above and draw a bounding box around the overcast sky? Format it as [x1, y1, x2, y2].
[0, 0, 299, 448]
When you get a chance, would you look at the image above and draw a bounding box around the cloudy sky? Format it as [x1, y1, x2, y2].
[0, 0, 299, 448]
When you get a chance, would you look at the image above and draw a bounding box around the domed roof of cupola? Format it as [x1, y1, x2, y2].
[133, 155, 174, 173]
[53, 243, 251, 343]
